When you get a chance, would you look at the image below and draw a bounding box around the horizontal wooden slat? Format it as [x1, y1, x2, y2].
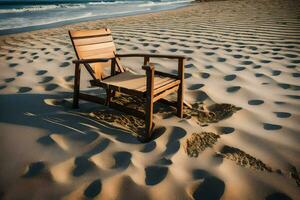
[137, 76, 174, 91]
[116, 53, 186, 59]
[78, 47, 116, 59]
[153, 86, 179, 102]
[70, 29, 111, 38]
[83, 52, 115, 60]
[154, 80, 180, 95]
[73, 35, 113, 46]
[76, 41, 115, 52]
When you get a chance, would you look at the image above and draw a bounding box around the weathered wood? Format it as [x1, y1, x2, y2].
[177, 58, 184, 118]
[77, 41, 115, 52]
[73, 63, 81, 108]
[73, 35, 113, 46]
[154, 80, 180, 95]
[153, 85, 179, 102]
[70, 29, 111, 38]
[136, 76, 174, 92]
[144, 64, 155, 140]
[73, 58, 109, 64]
[144, 56, 149, 65]
[78, 47, 116, 59]
[117, 53, 186, 60]
[69, 28, 186, 141]
[90, 79, 145, 97]
[111, 58, 116, 76]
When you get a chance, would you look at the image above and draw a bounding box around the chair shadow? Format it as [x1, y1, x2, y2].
[0, 91, 150, 145]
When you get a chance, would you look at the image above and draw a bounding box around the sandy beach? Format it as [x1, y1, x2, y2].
[0, 0, 300, 199]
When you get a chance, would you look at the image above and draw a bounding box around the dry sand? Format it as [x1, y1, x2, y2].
[0, 0, 300, 199]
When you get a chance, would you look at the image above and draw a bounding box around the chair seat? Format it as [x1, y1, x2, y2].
[102, 71, 179, 94]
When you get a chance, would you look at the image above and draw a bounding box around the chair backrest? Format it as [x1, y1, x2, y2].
[69, 28, 122, 80]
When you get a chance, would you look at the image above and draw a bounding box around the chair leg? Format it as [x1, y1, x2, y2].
[145, 96, 154, 140]
[177, 82, 184, 118]
[144, 63, 154, 141]
[73, 63, 80, 108]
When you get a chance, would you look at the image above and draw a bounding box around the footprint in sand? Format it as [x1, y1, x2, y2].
[196, 91, 209, 101]
[219, 127, 235, 134]
[292, 73, 300, 78]
[217, 57, 226, 62]
[45, 83, 59, 91]
[226, 86, 241, 93]
[188, 84, 204, 90]
[253, 65, 261, 69]
[272, 70, 281, 76]
[192, 169, 225, 200]
[260, 59, 272, 64]
[0, 85, 7, 90]
[59, 62, 70, 68]
[235, 66, 245, 71]
[287, 95, 300, 100]
[255, 73, 264, 77]
[201, 72, 210, 79]
[84, 179, 102, 198]
[18, 87, 32, 93]
[291, 60, 300, 64]
[4, 78, 15, 83]
[9, 63, 18, 68]
[205, 65, 213, 69]
[286, 65, 296, 69]
[82, 138, 109, 158]
[169, 48, 178, 52]
[140, 141, 156, 153]
[145, 166, 168, 185]
[263, 123, 282, 130]
[39, 76, 54, 84]
[112, 151, 132, 169]
[274, 112, 291, 118]
[16, 71, 23, 76]
[241, 60, 253, 65]
[233, 54, 243, 59]
[36, 70, 48, 76]
[248, 99, 264, 105]
[156, 157, 172, 166]
[224, 74, 236, 81]
[204, 52, 215, 56]
[185, 63, 195, 68]
[22, 161, 45, 177]
[64, 75, 74, 82]
[73, 156, 95, 177]
[184, 73, 192, 79]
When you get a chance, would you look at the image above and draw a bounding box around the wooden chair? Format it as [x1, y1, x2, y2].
[69, 28, 186, 141]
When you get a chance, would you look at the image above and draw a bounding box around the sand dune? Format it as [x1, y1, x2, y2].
[0, 0, 300, 199]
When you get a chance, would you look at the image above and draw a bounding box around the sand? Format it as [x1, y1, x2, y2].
[0, 0, 300, 199]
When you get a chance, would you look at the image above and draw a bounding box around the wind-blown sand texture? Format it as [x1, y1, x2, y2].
[0, 0, 300, 199]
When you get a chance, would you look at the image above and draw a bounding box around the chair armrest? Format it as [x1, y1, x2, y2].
[116, 53, 186, 60]
[72, 58, 110, 64]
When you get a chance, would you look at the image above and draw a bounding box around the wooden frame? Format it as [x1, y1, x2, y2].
[69, 29, 186, 141]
